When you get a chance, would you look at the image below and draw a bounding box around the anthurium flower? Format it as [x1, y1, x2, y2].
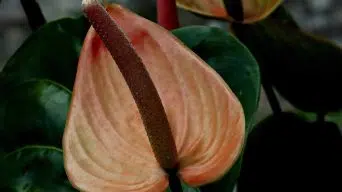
[176, 0, 283, 23]
[63, 0, 245, 191]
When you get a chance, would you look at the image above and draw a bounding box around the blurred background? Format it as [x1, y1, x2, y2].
[1, 0, 342, 125]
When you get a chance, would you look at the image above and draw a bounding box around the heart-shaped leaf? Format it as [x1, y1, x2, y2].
[0, 80, 71, 152]
[231, 6, 342, 113]
[176, 0, 283, 23]
[0, 146, 76, 191]
[0, 16, 89, 90]
[172, 26, 261, 191]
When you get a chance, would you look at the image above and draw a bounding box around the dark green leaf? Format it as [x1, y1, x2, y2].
[0, 16, 89, 90]
[1, 145, 76, 191]
[0, 80, 71, 152]
[232, 5, 342, 113]
[116, 0, 157, 22]
[266, 5, 299, 29]
[0, 150, 20, 189]
[172, 25, 261, 192]
[238, 112, 342, 191]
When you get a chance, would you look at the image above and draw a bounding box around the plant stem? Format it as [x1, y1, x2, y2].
[223, 0, 244, 22]
[20, 0, 46, 31]
[166, 167, 183, 192]
[316, 112, 326, 124]
[262, 79, 282, 114]
[157, 0, 180, 30]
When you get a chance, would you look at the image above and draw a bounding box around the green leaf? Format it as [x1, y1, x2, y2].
[172, 25, 261, 192]
[237, 112, 342, 191]
[265, 5, 299, 29]
[0, 16, 89, 90]
[231, 6, 342, 113]
[118, 0, 157, 22]
[0, 79, 71, 152]
[1, 145, 76, 191]
[0, 150, 20, 189]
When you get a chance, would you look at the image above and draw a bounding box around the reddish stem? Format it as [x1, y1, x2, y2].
[157, 0, 180, 30]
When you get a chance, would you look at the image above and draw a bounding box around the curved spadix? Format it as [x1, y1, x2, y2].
[63, 2, 245, 191]
[176, 0, 283, 23]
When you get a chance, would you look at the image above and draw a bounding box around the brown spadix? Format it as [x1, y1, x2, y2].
[63, 0, 245, 191]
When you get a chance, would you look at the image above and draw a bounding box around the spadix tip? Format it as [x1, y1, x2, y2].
[82, 0, 99, 8]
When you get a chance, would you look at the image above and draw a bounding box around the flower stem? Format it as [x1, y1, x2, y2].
[82, 0, 178, 171]
[316, 112, 326, 124]
[223, 0, 244, 22]
[20, 0, 46, 31]
[157, 0, 180, 30]
[166, 167, 183, 192]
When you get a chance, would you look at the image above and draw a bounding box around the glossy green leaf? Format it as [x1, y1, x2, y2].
[231, 6, 342, 113]
[172, 25, 261, 191]
[0, 80, 71, 152]
[238, 112, 342, 191]
[1, 146, 76, 191]
[0, 16, 89, 90]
